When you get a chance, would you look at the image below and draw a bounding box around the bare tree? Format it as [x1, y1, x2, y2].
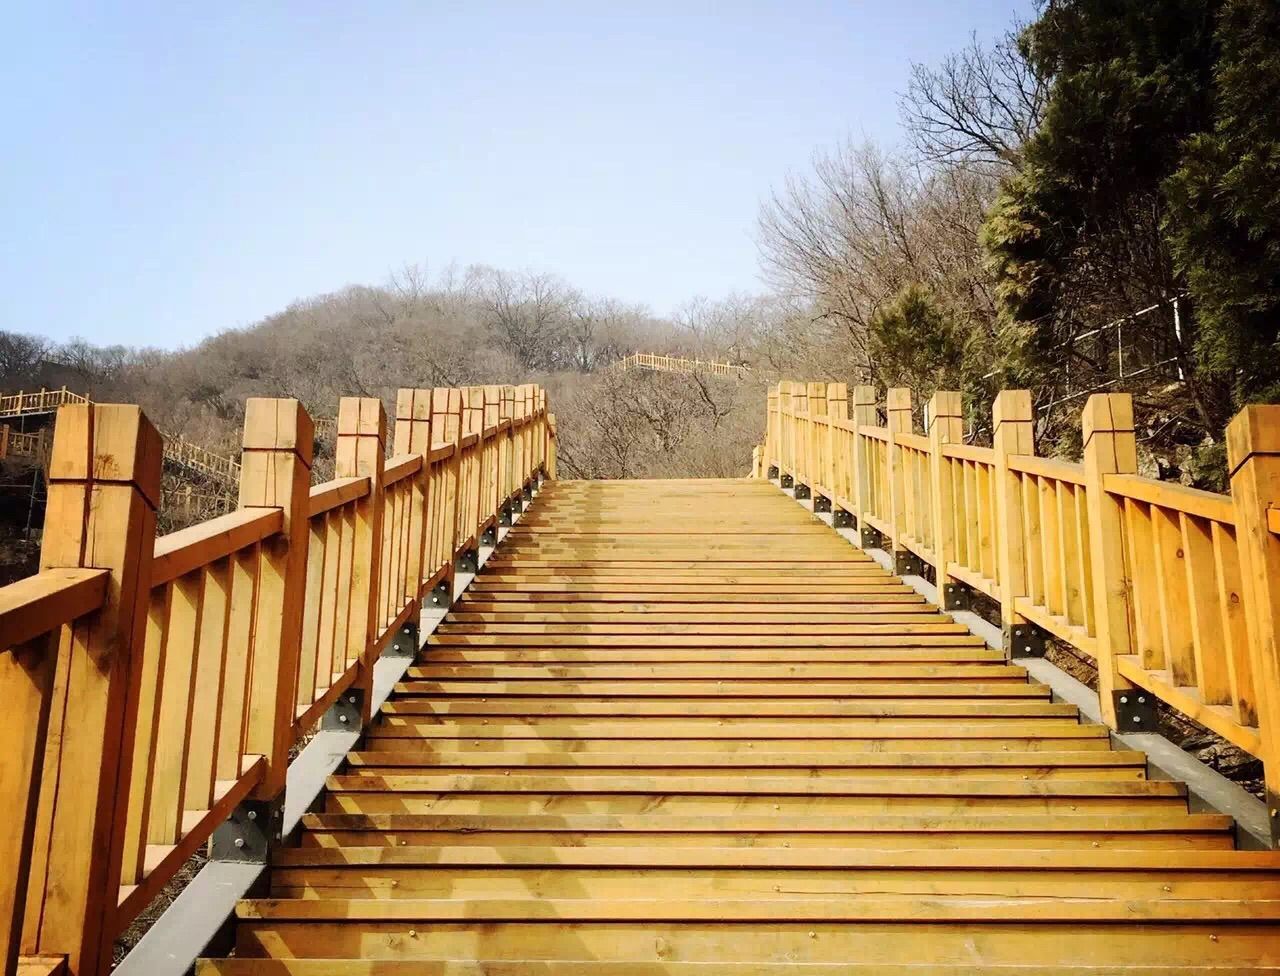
[901, 23, 1048, 170]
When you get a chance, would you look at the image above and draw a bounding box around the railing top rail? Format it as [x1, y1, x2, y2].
[0, 567, 110, 649]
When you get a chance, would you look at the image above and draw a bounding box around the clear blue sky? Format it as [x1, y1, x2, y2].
[2, 1, 1034, 349]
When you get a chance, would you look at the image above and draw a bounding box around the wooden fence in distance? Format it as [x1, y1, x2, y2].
[758, 380, 1280, 838]
[616, 352, 750, 378]
[0, 383, 554, 976]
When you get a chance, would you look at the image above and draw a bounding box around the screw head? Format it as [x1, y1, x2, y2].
[233, 837, 245, 849]
[247, 810, 257, 821]
[1119, 696, 1129, 705]
[339, 714, 349, 724]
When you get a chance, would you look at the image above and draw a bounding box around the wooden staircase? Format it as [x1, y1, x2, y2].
[200, 480, 1280, 973]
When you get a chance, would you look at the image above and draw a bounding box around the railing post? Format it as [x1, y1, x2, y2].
[885, 388, 913, 571]
[20, 404, 161, 976]
[804, 382, 827, 507]
[928, 391, 964, 608]
[777, 382, 794, 488]
[850, 385, 877, 543]
[546, 413, 557, 480]
[992, 390, 1036, 651]
[825, 384, 848, 512]
[237, 398, 313, 798]
[335, 397, 385, 726]
[1226, 404, 1280, 844]
[1081, 393, 1139, 730]
[765, 385, 779, 479]
[433, 388, 465, 572]
[498, 386, 515, 523]
[792, 383, 810, 496]
[395, 388, 433, 608]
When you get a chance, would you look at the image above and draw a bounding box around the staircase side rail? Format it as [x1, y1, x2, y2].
[0, 383, 556, 976]
[759, 379, 1280, 845]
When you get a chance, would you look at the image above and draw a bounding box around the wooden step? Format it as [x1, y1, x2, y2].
[199, 478, 1277, 973]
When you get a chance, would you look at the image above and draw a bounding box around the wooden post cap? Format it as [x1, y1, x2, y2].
[927, 391, 963, 429]
[338, 396, 386, 439]
[1081, 393, 1134, 445]
[992, 390, 1033, 430]
[242, 398, 315, 464]
[1227, 404, 1280, 475]
[47, 403, 163, 509]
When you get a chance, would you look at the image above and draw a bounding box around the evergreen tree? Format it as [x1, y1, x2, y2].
[1164, 0, 1280, 409]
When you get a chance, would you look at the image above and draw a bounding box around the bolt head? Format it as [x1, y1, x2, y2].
[234, 837, 245, 849]
[339, 714, 349, 724]
[1119, 696, 1129, 705]
[247, 810, 257, 821]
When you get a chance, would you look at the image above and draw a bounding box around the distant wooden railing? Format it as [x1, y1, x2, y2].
[0, 383, 555, 976]
[759, 380, 1280, 843]
[0, 387, 242, 487]
[616, 352, 750, 378]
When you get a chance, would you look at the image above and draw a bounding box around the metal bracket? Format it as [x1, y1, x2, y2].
[431, 578, 452, 608]
[793, 483, 811, 500]
[321, 685, 365, 731]
[893, 549, 923, 576]
[499, 503, 514, 527]
[481, 524, 497, 546]
[455, 547, 479, 574]
[942, 581, 972, 612]
[211, 796, 283, 863]
[1006, 622, 1047, 659]
[780, 473, 794, 489]
[511, 494, 524, 514]
[767, 465, 779, 480]
[522, 484, 533, 503]
[833, 508, 854, 528]
[1268, 791, 1280, 848]
[859, 525, 883, 550]
[813, 494, 832, 513]
[1113, 689, 1157, 731]
[388, 619, 418, 658]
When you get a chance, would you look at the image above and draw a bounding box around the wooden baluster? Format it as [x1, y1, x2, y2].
[21, 404, 161, 976]
[238, 398, 313, 796]
[885, 388, 912, 570]
[991, 390, 1035, 654]
[1081, 393, 1139, 730]
[336, 397, 385, 725]
[498, 386, 515, 520]
[1226, 404, 1280, 845]
[927, 391, 964, 608]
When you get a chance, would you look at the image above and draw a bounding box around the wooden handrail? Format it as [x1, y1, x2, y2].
[151, 507, 284, 585]
[308, 475, 370, 517]
[0, 383, 557, 976]
[0, 568, 109, 650]
[760, 379, 1280, 841]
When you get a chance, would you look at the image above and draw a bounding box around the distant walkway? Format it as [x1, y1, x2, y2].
[616, 352, 749, 378]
